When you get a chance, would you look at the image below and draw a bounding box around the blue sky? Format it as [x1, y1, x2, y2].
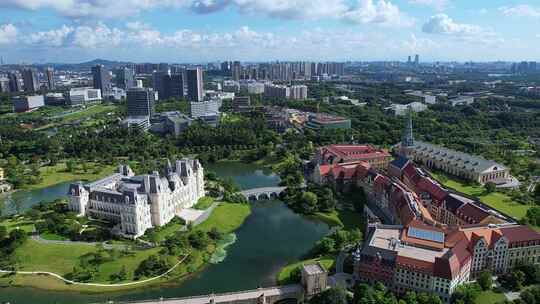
[0, 0, 539, 63]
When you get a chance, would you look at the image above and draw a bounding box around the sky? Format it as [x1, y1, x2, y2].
[0, 0, 539, 63]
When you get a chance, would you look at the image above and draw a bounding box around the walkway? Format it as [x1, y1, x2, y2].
[31, 234, 140, 251]
[116, 284, 303, 304]
[0, 254, 188, 288]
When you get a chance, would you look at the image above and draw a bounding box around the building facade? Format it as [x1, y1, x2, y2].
[12, 95, 44, 112]
[186, 67, 204, 102]
[69, 87, 102, 106]
[92, 64, 111, 96]
[315, 144, 392, 170]
[68, 159, 205, 238]
[127, 87, 156, 117]
[22, 68, 39, 92]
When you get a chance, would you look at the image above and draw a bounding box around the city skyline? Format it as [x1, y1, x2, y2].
[1, 0, 540, 63]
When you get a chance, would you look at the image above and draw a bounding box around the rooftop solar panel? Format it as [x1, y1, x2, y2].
[407, 226, 444, 243]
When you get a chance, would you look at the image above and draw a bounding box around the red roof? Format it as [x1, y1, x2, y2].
[416, 177, 448, 202]
[320, 145, 391, 162]
[396, 255, 433, 273]
[501, 226, 540, 245]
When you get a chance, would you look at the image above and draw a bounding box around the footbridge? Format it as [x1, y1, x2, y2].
[240, 186, 287, 201]
[117, 284, 303, 304]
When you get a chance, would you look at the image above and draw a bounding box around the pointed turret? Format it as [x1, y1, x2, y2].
[402, 107, 414, 148]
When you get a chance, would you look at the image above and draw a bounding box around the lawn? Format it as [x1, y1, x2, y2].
[430, 171, 531, 220]
[40, 232, 69, 241]
[312, 209, 364, 231]
[193, 196, 215, 210]
[25, 162, 116, 190]
[277, 255, 335, 285]
[475, 290, 506, 304]
[58, 104, 117, 123]
[0, 217, 35, 233]
[195, 202, 251, 234]
[14, 240, 96, 275]
[14, 239, 164, 283]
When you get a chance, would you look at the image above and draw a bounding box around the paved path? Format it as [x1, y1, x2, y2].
[31, 234, 136, 250]
[116, 284, 302, 304]
[0, 255, 188, 288]
[335, 245, 352, 274]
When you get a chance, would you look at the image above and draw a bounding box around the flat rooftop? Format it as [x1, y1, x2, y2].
[303, 263, 326, 275]
[369, 227, 447, 263]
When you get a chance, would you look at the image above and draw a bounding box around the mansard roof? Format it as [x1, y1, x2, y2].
[410, 141, 507, 174]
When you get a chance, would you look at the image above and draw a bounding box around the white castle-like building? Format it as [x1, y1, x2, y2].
[68, 158, 205, 238]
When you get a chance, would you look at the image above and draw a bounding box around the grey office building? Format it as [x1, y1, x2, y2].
[164, 73, 184, 99]
[46, 67, 55, 90]
[127, 88, 155, 117]
[186, 67, 204, 102]
[92, 64, 111, 96]
[22, 68, 39, 92]
[115, 67, 135, 89]
[8, 72, 21, 92]
[152, 70, 169, 100]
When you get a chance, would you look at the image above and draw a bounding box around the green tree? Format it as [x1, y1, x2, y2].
[66, 160, 77, 173]
[484, 182, 496, 194]
[301, 192, 318, 214]
[309, 287, 348, 304]
[477, 271, 493, 291]
[0, 225, 7, 240]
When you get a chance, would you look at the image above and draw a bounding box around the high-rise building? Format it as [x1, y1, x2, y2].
[221, 61, 231, 73]
[45, 67, 55, 90]
[22, 68, 39, 92]
[127, 88, 156, 117]
[0, 78, 10, 93]
[165, 73, 184, 99]
[414, 54, 420, 65]
[115, 67, 135, 89]
[186, 67, 204, 102]
[91, 64, 111, 96]
[152, 70, 169, 100]
[8, 72, 21, 92]
[407, 56, 412, 64]
[232, 61, 241, 81]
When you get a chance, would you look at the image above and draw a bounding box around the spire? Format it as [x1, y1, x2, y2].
[402, 107, 414, 147]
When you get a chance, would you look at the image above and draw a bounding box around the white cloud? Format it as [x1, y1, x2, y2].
[499, 5, 540, 18]
[27, 25, 73, 47]
[409, 0, 449, 11]
[422, 14, 484, 36]
[72, 23, 125, 48]
[0, 24, 18, 44]
[1, 0, 411, 27]
[343, 0, 414, 27]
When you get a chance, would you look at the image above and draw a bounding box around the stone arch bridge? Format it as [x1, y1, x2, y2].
[240, 187, 287, 201]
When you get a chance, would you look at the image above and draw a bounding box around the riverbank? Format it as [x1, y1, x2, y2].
[0, 202, 252, 293]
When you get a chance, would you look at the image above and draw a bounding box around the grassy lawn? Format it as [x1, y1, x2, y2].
[40, 232, 69, 241]
[193, 196, 215, 210]
[24, 162, 116, 190]
[59, 104, 117, 123]
[0, 217, 35, 233]
[277, 255, 335, 285]
[475, 290, 506, 304]
[13, 239, 165, 284]
[14, 240, 96, 275]
[195, 202, 251, 234]
[430, 172, 530, 220]
[312, 209, 364, 231]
